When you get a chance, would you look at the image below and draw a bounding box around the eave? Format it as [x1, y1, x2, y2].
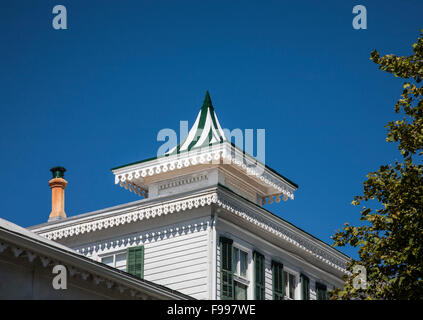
[29, 186, 349, 275]
[0, 219, 193, 300]
[111, 141, 298, 204]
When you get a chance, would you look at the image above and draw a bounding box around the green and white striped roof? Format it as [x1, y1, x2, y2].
[111, 91, 298, 203]
[167, 91, 227, 154]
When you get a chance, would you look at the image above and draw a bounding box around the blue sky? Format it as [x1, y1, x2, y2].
[0, 0, 422, 259]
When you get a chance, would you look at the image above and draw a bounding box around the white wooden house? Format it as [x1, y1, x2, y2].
[29, 92, 349, 300]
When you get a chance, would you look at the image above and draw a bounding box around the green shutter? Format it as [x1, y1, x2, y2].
[220, 237, 234, 300]
[126, 246, 144, 278]
[272, 261, 284, 300]
[316, 282, 328, 300]
[301, 274, 310, 300]
[254, 251, 265, 300]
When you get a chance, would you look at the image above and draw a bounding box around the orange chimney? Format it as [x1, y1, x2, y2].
[48, 167, 68, 222]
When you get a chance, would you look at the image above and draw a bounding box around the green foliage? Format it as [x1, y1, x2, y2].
[330, 31, 423, 300]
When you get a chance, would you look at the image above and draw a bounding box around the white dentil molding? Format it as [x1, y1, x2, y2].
[76, 217, 211, 257]
[39, 192, 217, 241]
[112, 143, 296, 200]
[216, 193, 349, 274]
[33, 188, 348, 274]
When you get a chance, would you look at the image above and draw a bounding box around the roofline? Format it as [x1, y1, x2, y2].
[29, 184, 349, 264]
[216, 183, 350, 261]
[0, 220, 193, 300]
[28, 197, 148, 231]
[110, 141, 299, 189]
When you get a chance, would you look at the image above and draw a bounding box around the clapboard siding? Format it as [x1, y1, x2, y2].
[147, 246, 206, 265]
[146, 250, 207, 270]
[181, 285, 208, 296]
[145, 234, 208, 262]
[76, 215, 212, 300]
[160, 275, 208, 290]
[143, 231, 207, 251]
[145, 240, 207, 260]
[143, 224, 209, 299]
[190, 290, 209, 299]
[146, 260, 207, 278]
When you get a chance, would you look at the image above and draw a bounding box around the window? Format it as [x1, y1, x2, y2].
[101, 252, 127, 271]
[233, 247, 248, 279]
[254, 251, 265, 300]
[272, 261, 284, 300]
[126, 246, 145, 279]
[233, 247, 249, 300]
[235, 282, 248, 300]
[316, 282, 328, 300]
[220, 237, 250, 300]
[301, 274, 310, 300]
[283, 271, 296, 299]
[220, 237, 234, 300]
[220, 237, 252, 300]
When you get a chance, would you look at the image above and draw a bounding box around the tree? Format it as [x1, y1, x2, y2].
[331, 31, 423, 300]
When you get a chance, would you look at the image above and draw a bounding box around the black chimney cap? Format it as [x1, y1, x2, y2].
[50, 167, 66, 179]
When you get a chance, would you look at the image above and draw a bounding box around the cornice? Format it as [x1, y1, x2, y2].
[31, 187, 349, 274]
[215, 189, 349, 274]
[75, 217, 210, 256]
[112, 142, 297, 201]
[36, 190, 217, 241]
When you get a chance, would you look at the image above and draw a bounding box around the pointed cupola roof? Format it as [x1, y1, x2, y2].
[111, 91, 298, 206]
[168, 91, 226, 154]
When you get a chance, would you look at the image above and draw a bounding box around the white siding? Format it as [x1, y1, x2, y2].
[73, 212, 212, 300]
[144, 230, 209, 299]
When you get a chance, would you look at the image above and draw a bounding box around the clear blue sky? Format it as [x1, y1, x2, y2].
[0, 0, 422, 259]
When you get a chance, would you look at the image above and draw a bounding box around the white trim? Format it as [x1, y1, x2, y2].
[233, 245, 250, 281]
[283, 267, 299, 300]
[75, 218, 210, 257]
[39, 193, 217, 242]
[113, 142, 297, 201]
[211, 211, 218, 299]
[232, 242, 253, 300]
[217, 217, 348, 284]
[30, 187, 348, 275]
[206, 217, 212, 300]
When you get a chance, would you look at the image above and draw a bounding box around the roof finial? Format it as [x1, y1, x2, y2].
[202, 90, 213, 110]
